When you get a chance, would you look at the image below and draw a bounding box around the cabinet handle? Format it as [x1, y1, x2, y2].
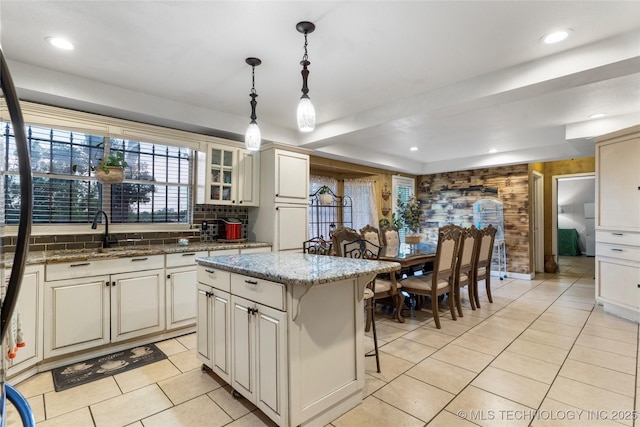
[612, 233, 624, 236]
[611, 248, 623, 252]
[205, 269, 216, 274]
[247, 307, 258, 315]
[167, 274, 171, 279]
[112, 281, 116, 287]
[105, 281, 110, 287]
[181, 253, 196, 256]
[637, 284, 640, 288]
[70, 262, 91, 267]
[244, 279, 258, 285]
[232, 200, 236, 204]
[131, 257, 148, 262]
[275, 194, 279, 197]
[239, 201, 243, 204]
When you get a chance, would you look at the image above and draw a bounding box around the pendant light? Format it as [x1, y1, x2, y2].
[296, 21, 316, 132]
[245, 57, 262, 151]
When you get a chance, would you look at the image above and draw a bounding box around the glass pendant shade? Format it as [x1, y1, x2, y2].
[245, 121, 261, 151]
[297, 96, 315, 132]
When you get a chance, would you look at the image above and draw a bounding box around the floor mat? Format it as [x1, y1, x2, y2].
[51, 343, 167, 392]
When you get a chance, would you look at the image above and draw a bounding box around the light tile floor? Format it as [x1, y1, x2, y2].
[7, 255, 639, 427]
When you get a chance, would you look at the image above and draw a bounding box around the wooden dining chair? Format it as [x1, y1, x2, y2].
[302, 237, 333, 255]
[454, 226, 481, 316]
[380, 225, 400, 248]
[331, 226, 362, 257]
[400, 225, 462, 329]
[473, 224, 497, 308]
[360, 224, 382, 252]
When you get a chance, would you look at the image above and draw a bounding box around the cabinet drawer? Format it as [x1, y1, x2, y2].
[166, 251, 208, 268]
[46, 258, 116, 281]
[596, 230, 640, 246]
[240, 246, 271, 254]
[597, 243, 640, 262]
[197, 266, 231, 292]
[231, 273, 285, 311]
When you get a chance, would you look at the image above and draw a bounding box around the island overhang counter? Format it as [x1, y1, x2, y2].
[196, 252, 400, 427]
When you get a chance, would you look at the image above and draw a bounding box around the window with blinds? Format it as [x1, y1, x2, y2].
[1, 122, 192, 225]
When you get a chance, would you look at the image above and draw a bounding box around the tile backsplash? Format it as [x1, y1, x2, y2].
[1, 205, 249, 253]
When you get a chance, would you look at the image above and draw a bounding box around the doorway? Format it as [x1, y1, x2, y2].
[532, 171, 544, 273]
[552, 173, 595, 275]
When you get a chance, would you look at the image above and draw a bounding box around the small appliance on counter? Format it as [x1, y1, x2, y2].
[219, 218, 244, 242]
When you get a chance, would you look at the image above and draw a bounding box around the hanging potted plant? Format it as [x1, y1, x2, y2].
[93, 151, 128, 184]
[318, 186, 333, 205]
[397, 196, 422, 244]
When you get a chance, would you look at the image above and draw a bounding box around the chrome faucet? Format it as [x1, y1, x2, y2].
[91, 210, 116, 248]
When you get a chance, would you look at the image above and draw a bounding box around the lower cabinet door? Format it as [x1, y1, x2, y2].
[212, 290, 231, 384]
[597, 256, 640, 310]
[231, 295, 256, 402]
[196, 283, 213, 367]
[111, 269, 165, 342]
[7, 265, 44, 376]
[44, 275, 111, 358]
[255, 303, 287, 425]
[166, 266, 197, 330]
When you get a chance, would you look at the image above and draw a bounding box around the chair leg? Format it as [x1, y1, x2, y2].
[454, 282, 463, 317]
[432, 295, 441, 329]
[473, 277, 482, 308]
[364, 298, 372, 332]
[393, 292, 405, 323]
[448, 288, 457, 321]
[485, 273, 493, 303]
[365, 299, 381, 373]
[468, 281, 476, 310]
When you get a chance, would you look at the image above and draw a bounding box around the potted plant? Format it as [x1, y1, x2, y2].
[397, 196, 421, 244]
[93, 151, 128, 184]
[318, 186, 333, 205]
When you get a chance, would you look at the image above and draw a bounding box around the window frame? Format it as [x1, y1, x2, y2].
[0, 100, 205, 236]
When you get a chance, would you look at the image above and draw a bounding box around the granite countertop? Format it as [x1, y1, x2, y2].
[197, 252, 401, 286]
[2, 241, 271, 268]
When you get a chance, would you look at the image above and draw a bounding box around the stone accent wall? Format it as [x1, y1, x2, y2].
[418, 164, 531, 275]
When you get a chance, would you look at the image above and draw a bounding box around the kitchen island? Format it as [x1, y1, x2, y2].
[196, 252, 400, 427]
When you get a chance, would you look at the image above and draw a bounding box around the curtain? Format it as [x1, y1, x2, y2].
[344, 178, 379, 232]
[309, 175, 337, 195]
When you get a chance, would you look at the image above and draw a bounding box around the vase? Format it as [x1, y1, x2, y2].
[404, 234, 421, 245]
[95, 166, 125, 184]
[544, 255, 558, 273]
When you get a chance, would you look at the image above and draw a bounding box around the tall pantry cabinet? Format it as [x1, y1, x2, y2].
[595, 125, 640, 322]
[249, 147, 309, 251]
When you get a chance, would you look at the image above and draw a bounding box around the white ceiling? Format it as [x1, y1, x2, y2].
[1, 1, 639, 175]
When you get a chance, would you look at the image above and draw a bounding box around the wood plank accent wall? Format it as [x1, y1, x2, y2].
[418, 164, 531, 275]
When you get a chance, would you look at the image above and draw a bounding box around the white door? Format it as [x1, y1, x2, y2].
[275, 205, 308, 251]
[111, 269, 165, 342]
[238, 149, 259, 206]
[44, 275, 110, 358]
[196, 283, 213, 367]
[166, 266, 197, 330]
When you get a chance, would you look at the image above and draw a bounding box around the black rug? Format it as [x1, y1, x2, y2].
[52, 343, 167, 392]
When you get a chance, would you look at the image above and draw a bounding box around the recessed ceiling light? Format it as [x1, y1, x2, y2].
[46, 36, 74, 50]
[488, 148, 499, 154]
[541, 29, 572, 44]
[409, 147, 418, 151]
[588, 113, 606, 119]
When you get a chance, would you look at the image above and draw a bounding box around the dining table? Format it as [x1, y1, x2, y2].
[377, 242, 437, 323]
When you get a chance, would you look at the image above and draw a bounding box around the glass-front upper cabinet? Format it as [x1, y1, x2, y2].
[204, 141, 259, 206]
[208, 145, 237, 204]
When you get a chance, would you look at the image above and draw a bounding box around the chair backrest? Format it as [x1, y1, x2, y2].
[342, 238, 382, 260]
[477, 224, 497, 269]
[380, 225, 400, 247]
[302, 237, 333, 256]
[331, 226, 362, 257]
[360, 225, 381, 246]
[434, 225, 462, 281]
[456, 226, 481, 275]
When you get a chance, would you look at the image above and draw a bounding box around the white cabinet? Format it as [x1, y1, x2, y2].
[205, 141, 259, 206]
[595, 125, 640, 322]
[231, 294, 287, 425]
[44, 255, 165, 358]
[196, 267, 232, 383]
[5, 265, 44, 377]
[166, 251, 207, 330]
[249, 147, 309, 251]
